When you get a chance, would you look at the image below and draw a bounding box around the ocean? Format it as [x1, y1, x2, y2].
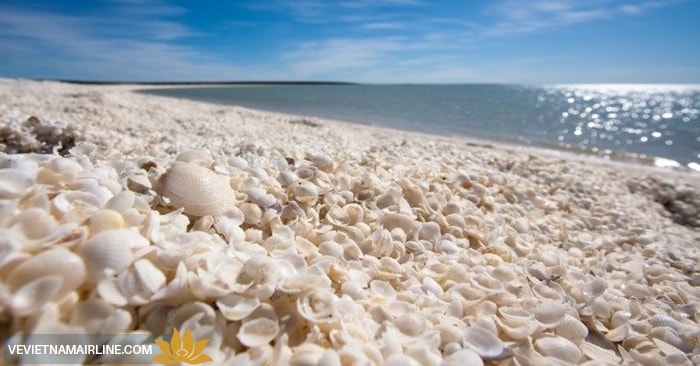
[138, 84, 700, 172]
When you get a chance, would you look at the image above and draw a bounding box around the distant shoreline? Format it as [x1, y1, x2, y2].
[39, 79, 358, 86]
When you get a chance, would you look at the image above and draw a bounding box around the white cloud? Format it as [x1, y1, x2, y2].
[0, 3, 239, 80]
[482, 0, 679, 36]
[283, 37, 409, 78]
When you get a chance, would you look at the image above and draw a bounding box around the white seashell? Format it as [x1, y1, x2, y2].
[78, 228, 148, 281]
[132, 259, 166, 294]
[4, 207, 65, 249]
[237, 317, 279, 348]
[69, 299, 132, 334]
[156, 162, 235, 216]
[288, 181, 318, 204]
[418, 222, 441, 242]
[176, 149, 212, 164]
[0, 169, 34, 199]
[620, 282, 652, 298]
[245, 187, 278, 209]
[580, 341, 621, 364]
[534, 300, 566, 328]
[461, 326, 505, 359]
[213, 210, 246, 243]
[394, 313, 427, 337]
[277, 170, 299, 187]
[278, 271, 330, 295]
[294, 166, 314, 180]
[89, 209, 125, 234]
[7, 247, 86, 301]
[443, 349, 484, 366]
[534, 335, 583, 364]
[9, 275, 63, 316]
[239, 202, 263, 225]
[104, 190, 135, 213]
[217, 294, 260, 321]
[380, 213, 418, 235]
[555, 314, 588, 343]
[126, 171, 151, 191]
[311, 153, 334, 172]
[297, 288, 337, 323]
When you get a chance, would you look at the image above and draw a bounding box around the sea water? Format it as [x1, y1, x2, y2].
[139, 84, 700, 171]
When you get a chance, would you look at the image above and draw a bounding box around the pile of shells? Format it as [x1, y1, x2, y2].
[1, 139, 698, 366]
[0, 115, 83, 155]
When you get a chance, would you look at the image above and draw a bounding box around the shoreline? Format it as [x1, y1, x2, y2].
[1, 78, 699, 364]
[131, 82, 700, 177]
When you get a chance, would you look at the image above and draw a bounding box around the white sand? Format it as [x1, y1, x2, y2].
[1, 79, 699, 364]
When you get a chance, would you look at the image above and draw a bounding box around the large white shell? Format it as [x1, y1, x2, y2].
[156, 162, 235, 216]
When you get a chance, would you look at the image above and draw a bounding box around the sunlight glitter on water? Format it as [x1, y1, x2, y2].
[541, 84, 700, 171]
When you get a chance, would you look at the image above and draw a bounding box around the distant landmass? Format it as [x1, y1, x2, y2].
[45, 79, 356, 86]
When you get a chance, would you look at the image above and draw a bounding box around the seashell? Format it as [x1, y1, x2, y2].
[277, 170, 299, 187]
[0, 169, 34, 199]
[89, 209, 125, 234]
[580, 340, 621, 364]
[156, 162, 235, 216]
[288, 180, 318, 204]
[584, 278, 607, 299]
[461, 326, 505, 359]
[380, 213, 418, 235]
[191, 215, 214, 232]
[294, 166, 314, 180]
[555, 314, 588, 343]
[104, 190, 135, 213]
[237, 317, 280, 348]
[604, 324, 629, 342]
[69, 299, 132, 334]
[245, 187, 279, 210]
[126, 171, 151, 191]
[7, 247, 86, 302]
[535, 335, 583, 364]
[289, 343, 327, 366]
[77, 228, 148, 281]
[534, 300, 566, 328]
[443, 349, 483, 366]
[4, 207, 77, 250]
[132, 259, 167, 294]
[297, 288, 337, 324]
[620, 282, 652, 298]
[175, 149, 212, 164]
[591, 297, 612, 319]
[311, 153, 334, 172]
[217, 294, 260, 321]
[9, 275, 64, 316]
[384, 354, 420, 366]
[394, 313, 427, 337]
[418, 222, 441, 242]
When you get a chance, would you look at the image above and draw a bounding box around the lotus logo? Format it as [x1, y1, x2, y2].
[153, 328, 212, 364]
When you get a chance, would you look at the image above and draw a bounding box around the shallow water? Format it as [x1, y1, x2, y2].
[139, 84, 700, 171]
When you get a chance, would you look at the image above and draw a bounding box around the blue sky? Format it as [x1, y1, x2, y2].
[0, 0, 698, 83]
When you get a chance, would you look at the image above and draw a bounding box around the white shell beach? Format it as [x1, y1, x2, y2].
[1, 78, 699, 365]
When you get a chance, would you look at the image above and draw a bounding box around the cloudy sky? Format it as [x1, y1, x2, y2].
[1, 0, 698, 83]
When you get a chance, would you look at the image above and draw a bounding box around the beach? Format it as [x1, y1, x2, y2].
[1, 78, 699, 364]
